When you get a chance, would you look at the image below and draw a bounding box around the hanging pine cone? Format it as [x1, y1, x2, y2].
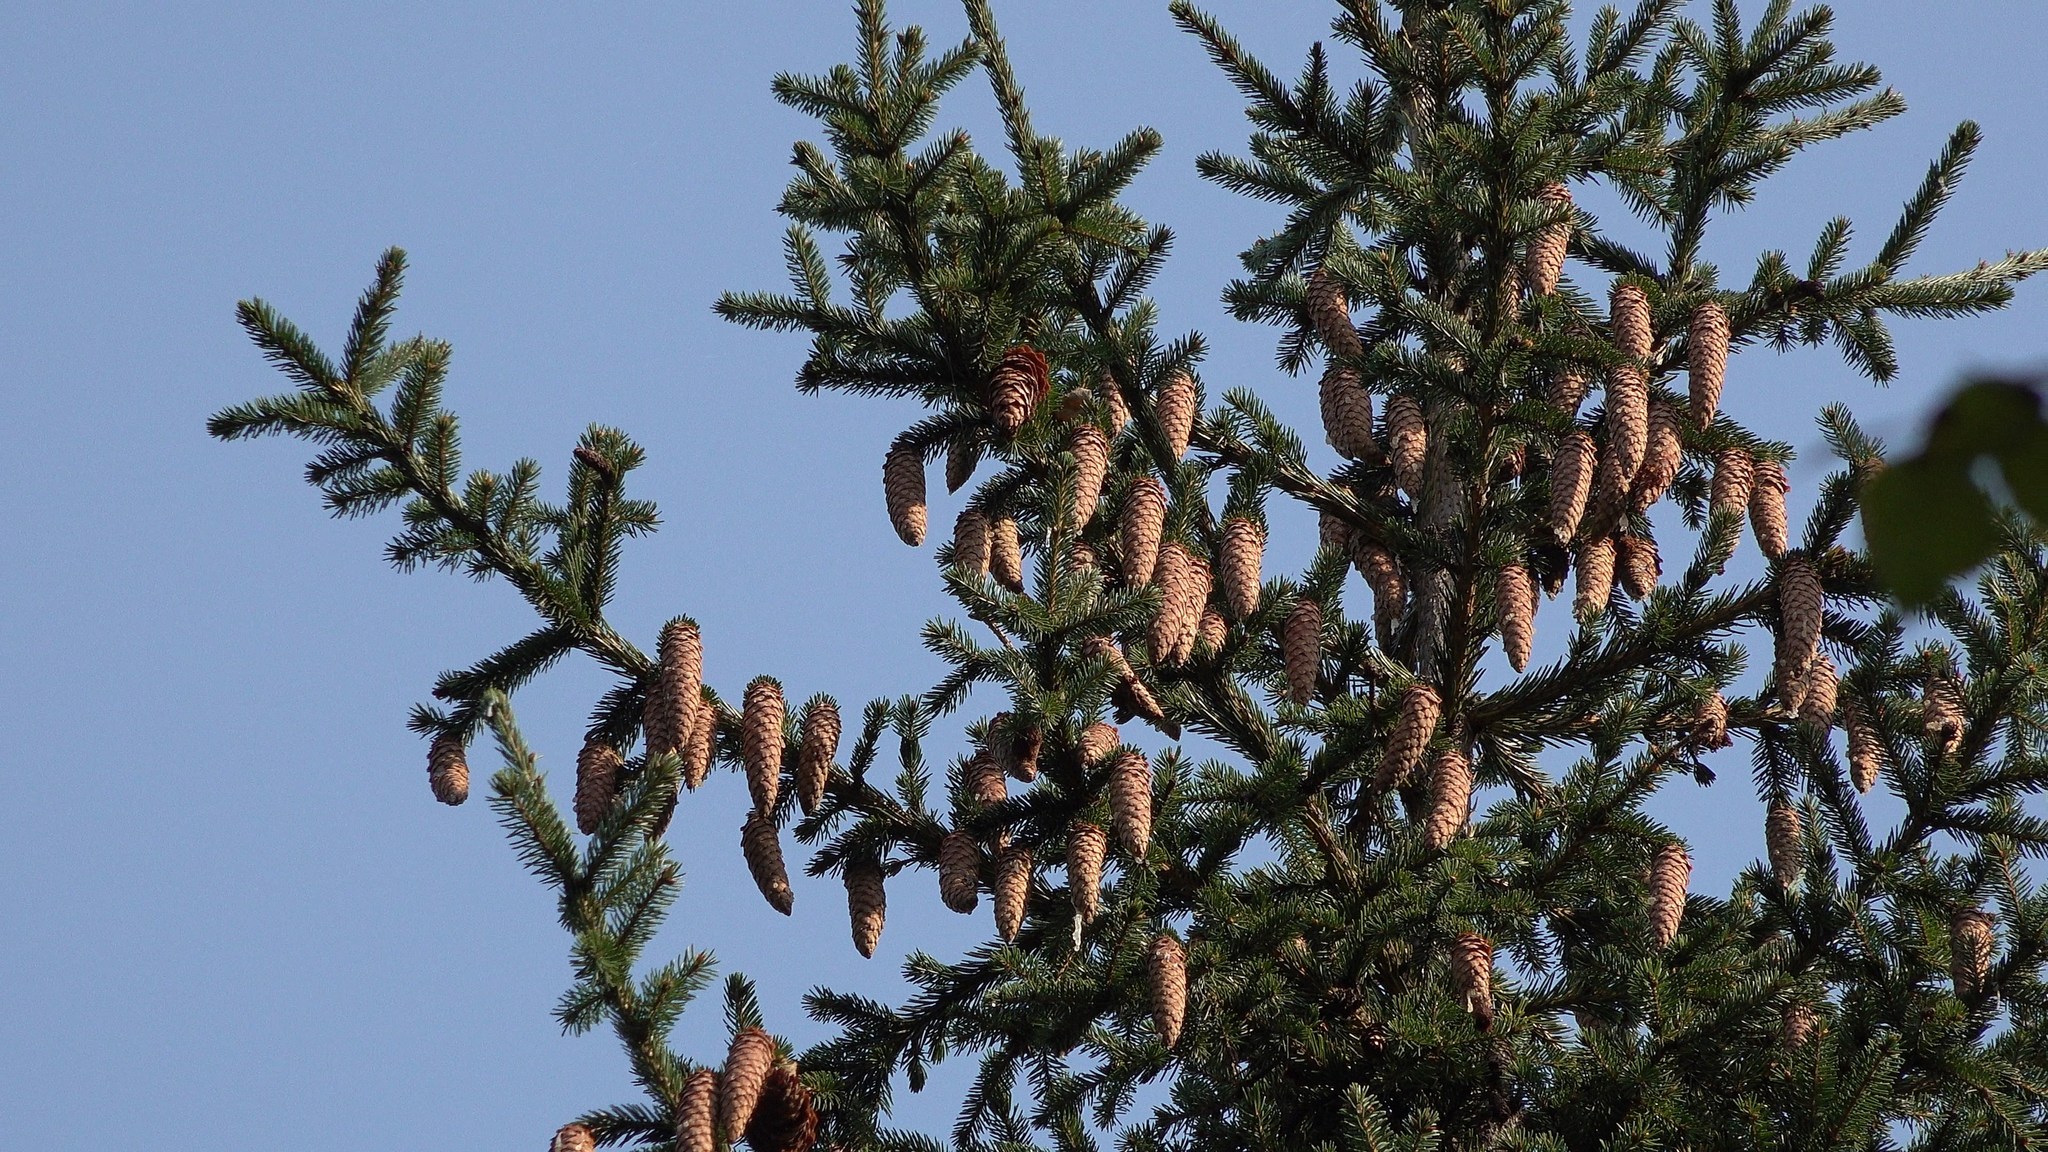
[1617, 532, 1660, 601]
[1782, 1002, 1817, 1050]
[1086, 635, 1168, 726]
[741, 810, 793, 915]
[1450, 932, 1495, 1029]
[945, 436, 978, 493]
[1218, 517, 1265, 620]
[1380, 683, 1442, 789]
[1951, 909, 1996, 997]
[1006, 716, 1043, 783]
[1171, 555, 1212, 666]
[1574, 535, 1616, 621]
[1109, 749, 1153, 857]
[676, 1068, 718, 1152]
[967, 750, 1007, 808]
[796, 697, 839, 816]
[1104, 375, 1130, 435]
[553, 1123, 596, 1152]
[1647, 842, 1691, 948]
[647, 618, 703, 758]
[988, 345, 1048, 437]
[1068, 424, 1110, 528]
[1319, 508, 1353, 556]
[990, 516, 1024, 592]
[1766, 801, 1802, 887]
[1776, 555, 1823, 706]
[1282, 597, 1323, 705]
[1423, 747, 1473, 851]
[1630, 401, 1683, 515]
[1526, 182, 1574, 296]
[1149, 934, 1188, 1049]
[1689, 300, 1730, 428]
[720, 1027, 776, 1139]
[1320, 364, 1378, 460]
[575, 738, 622, 835]
[1750, 458, 1790, 559]
[1924, 674, 1965, 757]
[1549, 366, 1592, 418]
[845, 856, 885, 959]
[1711, 447, 1755, 523]
[1150, 541, 1194, 666]
[428, 732, 469, 806]
[953, 508, 991, 577]
[1590, 365, 1649, 533]
[742, 677, 786, 813]
[1498, 563, 1535, 672]
[1845, 695, 1884, 793]
[1068, 821, 1107, 923]
[681, 688, 715, 790]
[1549, 429, 1596, 546]
[1353, 538, 1408, 630]
[1306, 265, 1363, 359]
[746, 1065, 819, 1152]
[1690, 692, 1731, 750]
[1065, 540, 1100, 580]
[994, 844, 1031, 941]
[1156, 370, 1197, 460]
[882, 441, 927, 547]
[1611, 279, 1653, 361]
[1078, 721, 1119, 767]
[1799, 653, 1838, 733]
[1386, 395, 1427, 498]
[937, 831, 979, 913]
[1120, 476, 1166, 588]
[1196, 608, 1227, 656]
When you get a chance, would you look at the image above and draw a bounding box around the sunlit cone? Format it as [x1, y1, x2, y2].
[988, 345, 1048, 437]
[742, 677, 786, 813]
[882, 442, 927, 547]
[1631, 402, 1683, 514]
[1846, 695, 1885, 793]
[1617, 532, 1660, 601]
[1450, 932, 1495, 1029]
[1282, 597, 1322, 705]
[1120, 477, 1166, 588]
[1006, 716, 1043, 783]
[1647, 842, 1691, 948]
[575, 738, 622, 835]
[746, 1065, 819, 1152]
[1156, 370, 1197, 460]
[945, 436, 977, 493]
[1218, 517, 1265, 620]
[1109, 749, 1153, 857]
[1782, 1002, 1817, 1049]
[1924, 674, 1965, 757]
[1691, 692, 1731, 750]
[1611, 279, 1653, 361]
[1104, 374, 1130, 435]
[1380, 683, 1441, 789]
[1766, 801, 1802, 886]
[1068, 821, 1107, 923]
[1171, 554, 1213, 665]
[1423, 747, 1473, 851]
[1799, 653, 1838, 733]
[1386, 395, 1428, 497]
[1589, 365, 1648, 534]
[1149, 934, 1188, 1049]
[1320, 364, 1378, 460]
[1689, 300, 1730, 428]
[1776, 556, 1823, 709]
[845, 857, 886, 959]
[1750, 458, 1790, 559]
[990, 516, 1024, 593]
[1078, 721, 1120, 767]
[938, 831, 979, 913]
[681, 688, 716, 790]
[1353, 538, 1408, 631]
[1711, 448, 1755, 522]
[647, 618, 702, 757]
[1196, 608, 1227, 656]
[1069, 424, 1110, 528]
[1065, 540, 1099, 579]
[797, 696, 839, 816]
[1549, 366, 1591, 417]
[720, 1027, 776, 1139]
[1526, 182, 1574, 296]
[1306, 265, 1363, 358]
[994, 844, 1031, 940]
[1549, 430, 1596, 545]
[953, 508, 991, 577]
[1498, 564, 1535, 672]
[428, 732, 469, 806]
[676, 1068, 718, 1152]
[1574, 535, 1615, 621]
[1319, 508, 1353, 556]
[967, 749, 1007, 808]
[1149, 541, 1194, 665]
[741, 810, 793, 915]
[1087, 635, 1168, 726]
[553, 1123, 596, 1152]
[1951, 910, 1996, 996]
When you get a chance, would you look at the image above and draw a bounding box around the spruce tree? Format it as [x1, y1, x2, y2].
[212, 1, 2048, 1148]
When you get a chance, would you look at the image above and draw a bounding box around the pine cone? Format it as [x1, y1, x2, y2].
[1549, 430, 1596, 545]
[1781, 1002, 1817, 1049]
[1924, 674, 1965, 757]
[953, 508, 991, 577]
[1776, 556, 1823, 708]
[1086, 635, 1168, 726]
[1078, 721, 1120, 767]
[1104, 375, 1130, 435]
[742, 810, 793, 915]
[882, 441, 927, 547]
[990, 516, 1025, 592]
[1149, 541, 1194, 666]
[1196, 608, 1227, 656]
[681, 688, 716, 790]
[1574, 535, 1615, 621]
[1711, 448, 1755, 523]
[1688, 300, 1729, 428]
[1647, 842, 1691, 948]
[945, 436, 978, 493]
[1951, 910, 1996, 997]
[1068, 821, 1107, 923]
[1846, 695, 1884, 793]
[742, 677, 786, 813]
[1380, 683, 1442, 789]
[1156, 370, 1197, 460]
[1681, 694, 1725, 752]
[1149, 934, 1188, 1049]
[1120, 477, 1167, 588]
[1750, 458, 1790, 559]
[1281, 597, 1323, 705]
[1218, 517, 1265, 620]
[1319, 508, 1353, 556]
[1525, 182, 1573, 296]
[1003, 715, 1043, 783]
[428, 732, 469, 806]
[796, 697, 839, 816]
[1171, 554, 1212, 666]
[1065, 540, 1100, 579]
[1450, 932, 1495, 1029]
[1617, 532, 1660, 601]
[988, 345, 1048, 437]
[1068, 424, 1110, 528]
[720, 1027, 776, 1139]
[1766, 801, 1802, 887]
[994, 844, 1031, 940]
[1109, 749, 1153, 857]
[676, 1068, 718, 1152]
[1589, 365, 1649, 534]
[845, 857, 885, 959]
[1799, 653, 1838, 733]
[1549, 366, 1592, 417]
[1353, 538, 1407, 631]
[647, 618, 703, 758]
[937, 831, 979, 914]
[1630, 401, 1683, 514]
[1319, 364, 1378, 460]
[967, 749, 1007, 808]
[1386, 395, 1427, 498]
[746, 1065, 818, 1152]
[1306, 266, 1363, 358]
[575, 738, 622, 835]
[553, 1123, 596, 1152]
[1498, 563, 1535, 672]
[1611, 279, 1653, 361]
[1423, 747, 1473, 851]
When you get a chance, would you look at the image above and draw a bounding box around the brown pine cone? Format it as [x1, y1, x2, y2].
[1195, 609, 1227, 656]
[845, 857, 886, 959]
[1282, 597, 1323, 705]
[1218, 517, 1265, 621]
[428, 732, 469, 806]
[988, 345, 1048, 437]
[1171, 554, 1212, 666]
[1068, 424, 1110, 528]
[1068, 821, 1107, 923]
[720, 1027, 776, 1139]
[647, 617, 703, 758]
[1306, 266, 1363, 359]
[994, 844, 1032, 941]
[1149, 541, 1194, 666]
[681, 688, 715, 791]
[1353, 538, 1408, 631]
[1078, 721, 1120, 767]
[741, 810, 794, 915]
[945, 436, 977, 493]
[1379, 683, 1442, 790]
[1005, 715, 1044, 783]
[990, 516, 1025, 592]
[1549, 430, 1596, 546]
[575, 738, 622, 835]
[1799, 653, 1838, 733]
[1750, 458, 1790, 559]
[1782, 1001, 1817, 1050]
[882, 442, 927, 547]
[1589, 365, 1649, 534]
[552, 1123, 596, 1152]
[1549, 366, 1592, 418]
[1617, 532, 1661, 601]
[742, 677, 786, 813]
[1423, 747, 1473, 851]
[1120, 477, 1167, 588]
[1690, 692, 1731, 750]
[967, 749, 1007, 808]
[1319, 364, 1378, 460]
[1776, 556, 1823, 707]
[1498, 563, 1535, 672]
[1951, 910, 1996, 997]
[1109, 749, 1154, 857]
[1711, 448, 1755, 522]
[796, 697, 839, 816]
[937, 831, 979, 913]
[1845, 695, 1885, 793]
[1574, 535, 1616, 621]
[1688, 300, 1730, 428]
[1156, 370, 1197, 460]
[1085, 635, 1168, 726]
[1525, 182, 1573, 296]
[1766, 801, 1802, 887]
[1450, 932, 1495, 1029]
[1924, 674, 1965, 757]
[1318, 508, 1353, 556]
[1385, 395, 1427, 498]
[1149, 934, 1188, 1049]
[1647, 842, 1691, 948]
[1065, 540, 1100, 579]
[746, 1064, 818, 1152]
[1104, 375, 1130, 435]
[676, 1068, 718, 1152]
[1631, 401, 1683, 514]
[1611, 279, 1653, 361]
[953, 508, 991, 577]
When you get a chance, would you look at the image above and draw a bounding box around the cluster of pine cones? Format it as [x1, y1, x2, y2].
[550, 1025, 820, 1152]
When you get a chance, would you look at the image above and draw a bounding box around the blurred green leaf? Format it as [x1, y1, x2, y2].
[1924, 379, 2043, 464]
[1994, 423, 2048, 524]
[1862, 456, 2000, 605]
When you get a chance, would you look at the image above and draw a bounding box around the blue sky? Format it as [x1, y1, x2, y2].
[1, 1, 2043, 1147]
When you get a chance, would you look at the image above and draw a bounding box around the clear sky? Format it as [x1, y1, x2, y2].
[1, 2, 2043, 1147]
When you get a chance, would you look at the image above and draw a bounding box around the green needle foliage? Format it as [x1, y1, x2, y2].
[214, 2, 2048, 1150]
